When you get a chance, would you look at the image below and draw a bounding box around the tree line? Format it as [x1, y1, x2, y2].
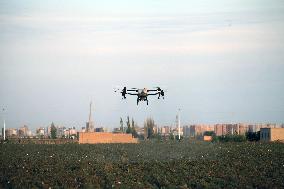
[119, 117, 157, 139]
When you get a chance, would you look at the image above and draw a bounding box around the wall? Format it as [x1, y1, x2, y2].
[271, 128, 284, 142]
[78, 132, 138, 144]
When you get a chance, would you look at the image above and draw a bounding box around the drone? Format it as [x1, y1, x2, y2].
[115, 87, 165, 105]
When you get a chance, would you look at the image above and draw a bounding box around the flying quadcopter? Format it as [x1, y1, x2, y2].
[115, 87, 166, 105]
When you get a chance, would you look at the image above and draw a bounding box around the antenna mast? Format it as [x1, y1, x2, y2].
[178, 108, 181, 140]
[89, 101, 92, 123]
[2, 108, 6, 140]
[3, 119, 5, 140]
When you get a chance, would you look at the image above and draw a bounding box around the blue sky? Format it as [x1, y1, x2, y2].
[1, 0, 284, 131]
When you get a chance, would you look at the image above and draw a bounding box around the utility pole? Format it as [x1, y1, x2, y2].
[3, 119, 5, 140]
[2, 108, 6, 140]
[178, 108, 181, 140]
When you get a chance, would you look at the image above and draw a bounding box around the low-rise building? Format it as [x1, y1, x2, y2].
[5, 128, 17, 138]
[36, 127, 45, 137]
[95, 127, 106, 132]
[260, 128, 284, 142]
[26, 130, 33, 137]
[136, 127, 144, 136]
[113, 128, 121, 133]
[64, 127, 77, 137]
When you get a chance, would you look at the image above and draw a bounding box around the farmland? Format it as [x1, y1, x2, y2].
[0, 141, 284, 188]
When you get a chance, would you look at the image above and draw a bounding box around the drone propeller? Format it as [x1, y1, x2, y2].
[114, 86, 127, 99]
[154, 87, 167, 92]
[114, 85, 123, 92]
[153, 86, 167, 99]
[156, 86, 168, 99]
[156, 87, 168, 92]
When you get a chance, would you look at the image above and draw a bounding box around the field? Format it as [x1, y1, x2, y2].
[1, 141, 284, 188]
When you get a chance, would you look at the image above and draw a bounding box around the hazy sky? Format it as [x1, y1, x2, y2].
[1, 0, 284, 131]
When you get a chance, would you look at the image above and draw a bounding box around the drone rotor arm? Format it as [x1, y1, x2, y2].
[147, 93, 159, 96]
[127, 93, 138, 95]
[127, 89, 138, 92]
[147, 89, 158, 92]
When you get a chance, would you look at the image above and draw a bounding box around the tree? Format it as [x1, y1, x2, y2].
[214, 134, 247, 143]
[126, 116, 131, 134]
[120, 117, 124, 133]
[204, 131, 215, 136]
[131, 118, 135, 129]
[175, 135, 183, 140]
[131, 118, 138, 138]
[50, 122, 57, 139]
[169, 133, 175, 140]
[246, 131, 260, 141]
[144, 117, 155, 139]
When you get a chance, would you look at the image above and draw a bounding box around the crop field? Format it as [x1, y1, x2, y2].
[1, 141, 284, 188]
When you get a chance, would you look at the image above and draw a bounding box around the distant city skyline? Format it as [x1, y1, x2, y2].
[3, 122, 284, 139]
[1, 0, 284, 131]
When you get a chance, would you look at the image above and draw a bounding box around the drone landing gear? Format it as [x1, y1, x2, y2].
[146, 100, 149, 105]
[137, 98, 139, 105]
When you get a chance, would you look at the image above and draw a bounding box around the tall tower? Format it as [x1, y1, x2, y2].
[86, 101, 94, 132]
[176, 115, 179, 128]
